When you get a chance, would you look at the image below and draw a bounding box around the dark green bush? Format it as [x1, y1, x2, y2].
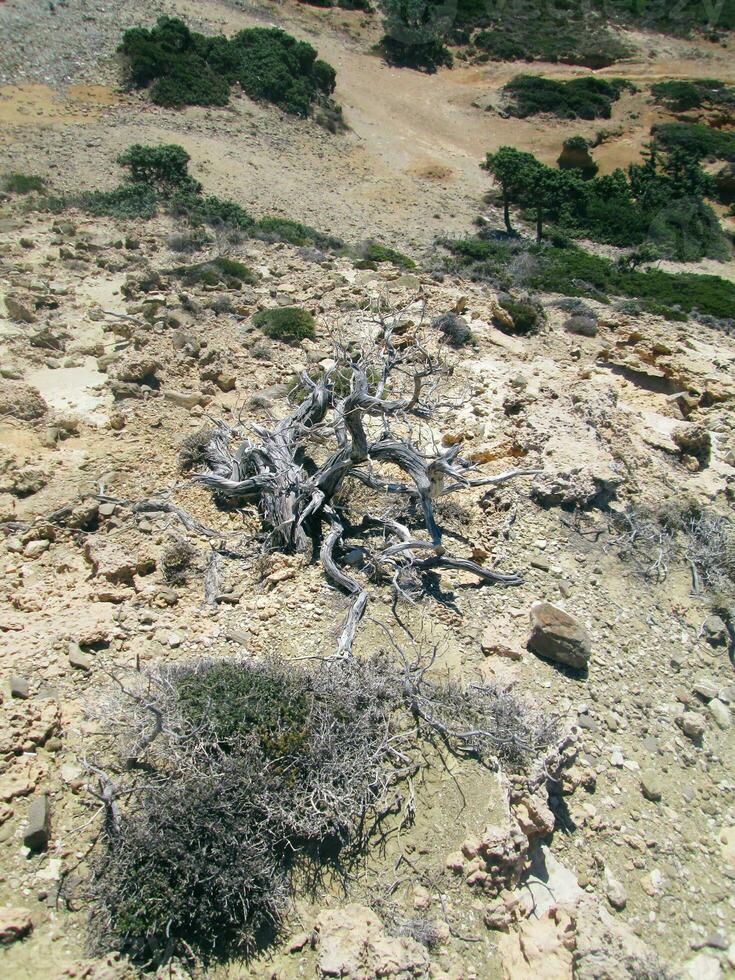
[651, 123, 735, 162]
[557, 136, 598, 179]
[77, 184, 158, 220]
[252, 306, 316, 341]
[496, 299, 541, 335]
[3, 172, 46, 194]
[379, 36, 453, 73]
[255, 216, 343, 250]
[504, 75, 631, 120]
[117, 143, 201, 195]
[120, 17, 338, 117]
[168, 256, 257, 287]
[363, 241, 416, 269]
[651, 79, 735, 113]
[446, 237, 735, 321]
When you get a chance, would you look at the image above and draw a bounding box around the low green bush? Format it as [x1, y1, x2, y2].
[650, 79, 735, 113]
[651, 123, 735, 162]
[120, 17, 338, 117]
[169, 257, 257, 287]
[379, 37, 453, 73]
[255, 216, 343, 250]
[362, 242, 416, 269]
[3, 172, 46, 194]
[445, 238, 735, 321]
[77, 184, 158, 219]
[497, 298, 541, 334]
[504, 75, 631, 120]
[252, 306, 316, 341]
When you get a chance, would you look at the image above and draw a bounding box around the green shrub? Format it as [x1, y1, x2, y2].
[651, 123, 735, 162]
[379, 36, 453, 73]
[647, 196, 730, 262]
[474, 20, 630, 69]
[255, 216, 343, 250]
[120, 17, 338, 117]
[651, 79, 735, 113]
[446, 237, 735, 321]
[117, 143, 200, 194]
[252, 306, 316, 341]
[432, 312, 472, 347]
[3, 172, 46, 194]
[170, 190, 255, 230]
[504, 75, 631, 120]
[496, 298, 541, 335]
[168, 256, 257, 287]
[363, 241, 416, 269]
[77, 184, 158, 219]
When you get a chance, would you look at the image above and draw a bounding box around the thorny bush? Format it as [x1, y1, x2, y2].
[85, 652, 563, 966]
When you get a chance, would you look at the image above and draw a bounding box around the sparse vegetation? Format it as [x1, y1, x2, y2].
[255, 216, 343, 250]
[120, 17, 338, 117]
[444, 237, 735, 321]
[3, 172, 46, 194]
[252, 306, 316, 341]
[432, 312, 472, 347]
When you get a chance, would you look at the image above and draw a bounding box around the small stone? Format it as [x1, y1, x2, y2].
[163, 390, 204, 409]
[23, 539, 50, 559]
[604, 868, 626, 910]
[0, 907, 33, 945]
[10, 675, 29, 699]
[23, 795, 49, 852]
[68, 645, 92, 671]
[527, 601, 591, 670]
[678, 711, 706, 743]
[703, 615, 728, 647]
[610, 747, 624, 767]
[5, 297, 36, 323]
[681, 953, 722, 980]
[707, 699, 731, 730]
[693, 679, 719, 701]
[98, 503, 116, 518]
[640, 770, 663, 802]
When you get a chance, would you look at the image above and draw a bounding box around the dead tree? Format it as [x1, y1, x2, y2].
[192, 318, 538, 655]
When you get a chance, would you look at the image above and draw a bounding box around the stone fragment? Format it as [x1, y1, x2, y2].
[5, 297, 36, 323]
[703, 615, 728, 647]
[604, 868, 627, 910]
[640, 770, 663, 802]
[10, 675, 29, 699]
[528, 602, 591, 670]
[0, 380, 47, 420]
[678, 711, 706, 742]
[23, 795, 49, 852]
[707, 698, 731, 730]
[68, 645, 92, 671]
[0, 907, 33, 945]
[682, 953, 722, 980]
[164, 390, 205, 409]
[23, 539, 50, 559]
[315, 904, 429, 978]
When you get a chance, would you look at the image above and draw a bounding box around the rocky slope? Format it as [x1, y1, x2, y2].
[0, 194, 733, 977]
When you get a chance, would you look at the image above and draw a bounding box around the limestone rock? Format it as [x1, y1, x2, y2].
[5, 297, 36, 323]
[528, 602, 591, 670]
[23, 794, 49, 851]
[0, 907, 33, 945]
[315, 904, 429, 978]
[0, 380, 47, 421]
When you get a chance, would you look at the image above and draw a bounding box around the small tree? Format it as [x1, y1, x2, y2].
[482, 147, 539, 234]
[117, 144, 201, 196]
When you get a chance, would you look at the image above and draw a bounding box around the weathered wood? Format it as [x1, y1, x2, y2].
[190, 327, 538, 654]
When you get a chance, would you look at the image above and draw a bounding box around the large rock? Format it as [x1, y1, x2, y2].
[23, 794, 49, 852]
[528, 603, 591, 670]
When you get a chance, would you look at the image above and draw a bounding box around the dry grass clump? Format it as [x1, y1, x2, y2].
[85, 652, 561, 967]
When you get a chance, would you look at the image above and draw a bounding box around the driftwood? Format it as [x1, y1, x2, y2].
[191, 319, 539, 654]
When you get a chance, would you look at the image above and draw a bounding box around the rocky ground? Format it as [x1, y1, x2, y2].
[0, 193, 733, 978]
